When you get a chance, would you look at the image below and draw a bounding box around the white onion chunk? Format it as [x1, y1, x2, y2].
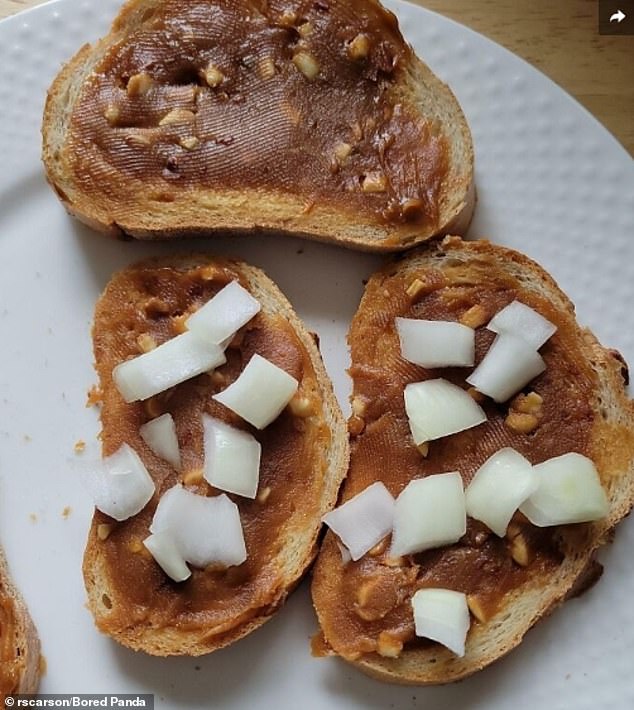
[143, 531, 191, 582]
[83, 443, 155, 522]
[213, 354, 298, 429]
[488, 300, 556, 349]
[140, 413, 181, 469]
[465, 448, 538, 536]
[203, 415, 261, 499]
[396, 318, 475, 368]
[391, 472, 466, 556]
[322, 482, 395, 561]
[404, 379, 486, 446]
[412, 588, 470, 657]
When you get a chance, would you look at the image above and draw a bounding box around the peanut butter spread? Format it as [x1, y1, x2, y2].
[90, 259, 330, 638]
[0, 594, 19, 696]
[68, 0, 448, 227]
[313, 254, 599, 659]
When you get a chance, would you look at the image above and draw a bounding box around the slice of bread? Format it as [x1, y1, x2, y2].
[311, 236, 634, 683]
[0, 548, 40, 700]
[83, 255, 348, 655]
[42, 0, 474, 251]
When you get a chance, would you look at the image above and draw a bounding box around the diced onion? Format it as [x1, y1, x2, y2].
[396, 318, 475, 368]
[465, 448, 538, 536]
[412, 588, 470, 657]
[466, 333, 545, 403]
[404, 379, 486, 446]
[519, 453, 609, 526]
[322, 482, 395, 561]
[82, 443, 155, 522]
[186, 281, 261, 345]
[143, 531, 191, 583]
[203, 415, 261, 499]
[150, 484, 246, 568]
[213, 354, 298, 429]
[488, 300, 556, 349]
[113, 331, 226, 403]
[140, 413, 181, 469]
[391, 472, 466, 556]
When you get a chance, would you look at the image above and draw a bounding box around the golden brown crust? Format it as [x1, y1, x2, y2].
[0, 548, 41, 700]
[83, 254, 349, 655]
[312, 236, 634, 684]
[41, 0, 474, 251]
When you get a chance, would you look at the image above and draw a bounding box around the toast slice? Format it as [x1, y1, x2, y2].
[42, 0, 474, 251]
[83, 255, 348, 655]
[0, 548, 40, 700]
[311, 236, 634, 683]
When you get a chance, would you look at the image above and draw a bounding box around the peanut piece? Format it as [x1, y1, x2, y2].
[292, 51, 320, 80]
[97, 524, 113, 541]
[143, 396, 163, 419]
[512, 391, 543, 415]
[467, 595, 488, 623]
[416, 442, 430, 458]
[127, 72, 153, 97]
[405, 278, 425, 299]
[347, 33, 371, 61]
[258, 56, 276, 80]
[334, 141, 353, 163]
[289, 395, 315, 418]
[298, 21, 313, 37]
[136, 333, 157, 353]
[351, 397, 366, 417]
[368, 538, 388, 557]
[460, 304, 488, 329]
[104, 104, 120, 126]
[377, 632, 403, 658]
[348, 415, 365, 436]
[509, 534, 531, 567]
[159, 108, 195, 126]
[179, 136, 200, 150]
[467, 387, 487, 403]
[361, 172, 388, 193]
[505, 411, 539, 434]
[257, 486, 272, 504]
[204, 64, 224, 88]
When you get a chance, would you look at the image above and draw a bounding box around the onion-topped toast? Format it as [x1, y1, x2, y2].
[0, 548, 40, 701]
[83, 255, 348, 655]
[42, 0, 473, 250]
[311, 236, 634, 683]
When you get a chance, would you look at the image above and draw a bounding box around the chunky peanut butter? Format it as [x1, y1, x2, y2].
[314, 250, 599, 659]
[68, 0, 448, 227]
[90, 260, 330, 639]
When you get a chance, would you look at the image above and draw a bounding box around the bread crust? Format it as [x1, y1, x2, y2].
[0, 547, 40, 699]
[83, 254, 349, 655]
[311, 236, 634, 684]
[41, 0, 474, 251]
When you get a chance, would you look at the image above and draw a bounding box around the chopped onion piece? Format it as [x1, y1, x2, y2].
[322, 482, 395, 561]
[488, 300, 556, 349]
[140, 413, 181, 469]
[143, 531, 191, 583]
[213, 354, 298, 429]
[391, 472, 466, 556]
[113, 331, 226, 403]
[467, 333, 545, 403]
[203, 415, 261, 499]
[520, 453, 609, 526]
[404, 379, 486, 446]
[186, 281, 261, 344]
[82, 443, 155, 522]
[465, 448, 538, 536]
[412, 588, 470, 657]
[396, 318, 475, 368]
[150, 484, 246, 568]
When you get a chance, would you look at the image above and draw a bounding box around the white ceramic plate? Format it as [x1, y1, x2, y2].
[1, 1, 633, 707]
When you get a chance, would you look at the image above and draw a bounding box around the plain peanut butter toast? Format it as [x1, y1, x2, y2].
[82, 255, 348, 655]
[312, 236, 634, 684]
[42, 0, 474, 250]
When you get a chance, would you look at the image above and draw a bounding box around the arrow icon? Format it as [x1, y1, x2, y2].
[610, 9, 626, 22]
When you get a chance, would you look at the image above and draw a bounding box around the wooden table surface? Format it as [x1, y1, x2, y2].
[1, 0, 632, 155]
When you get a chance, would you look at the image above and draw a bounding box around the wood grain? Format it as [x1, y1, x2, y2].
[1, 0, 632, 154]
